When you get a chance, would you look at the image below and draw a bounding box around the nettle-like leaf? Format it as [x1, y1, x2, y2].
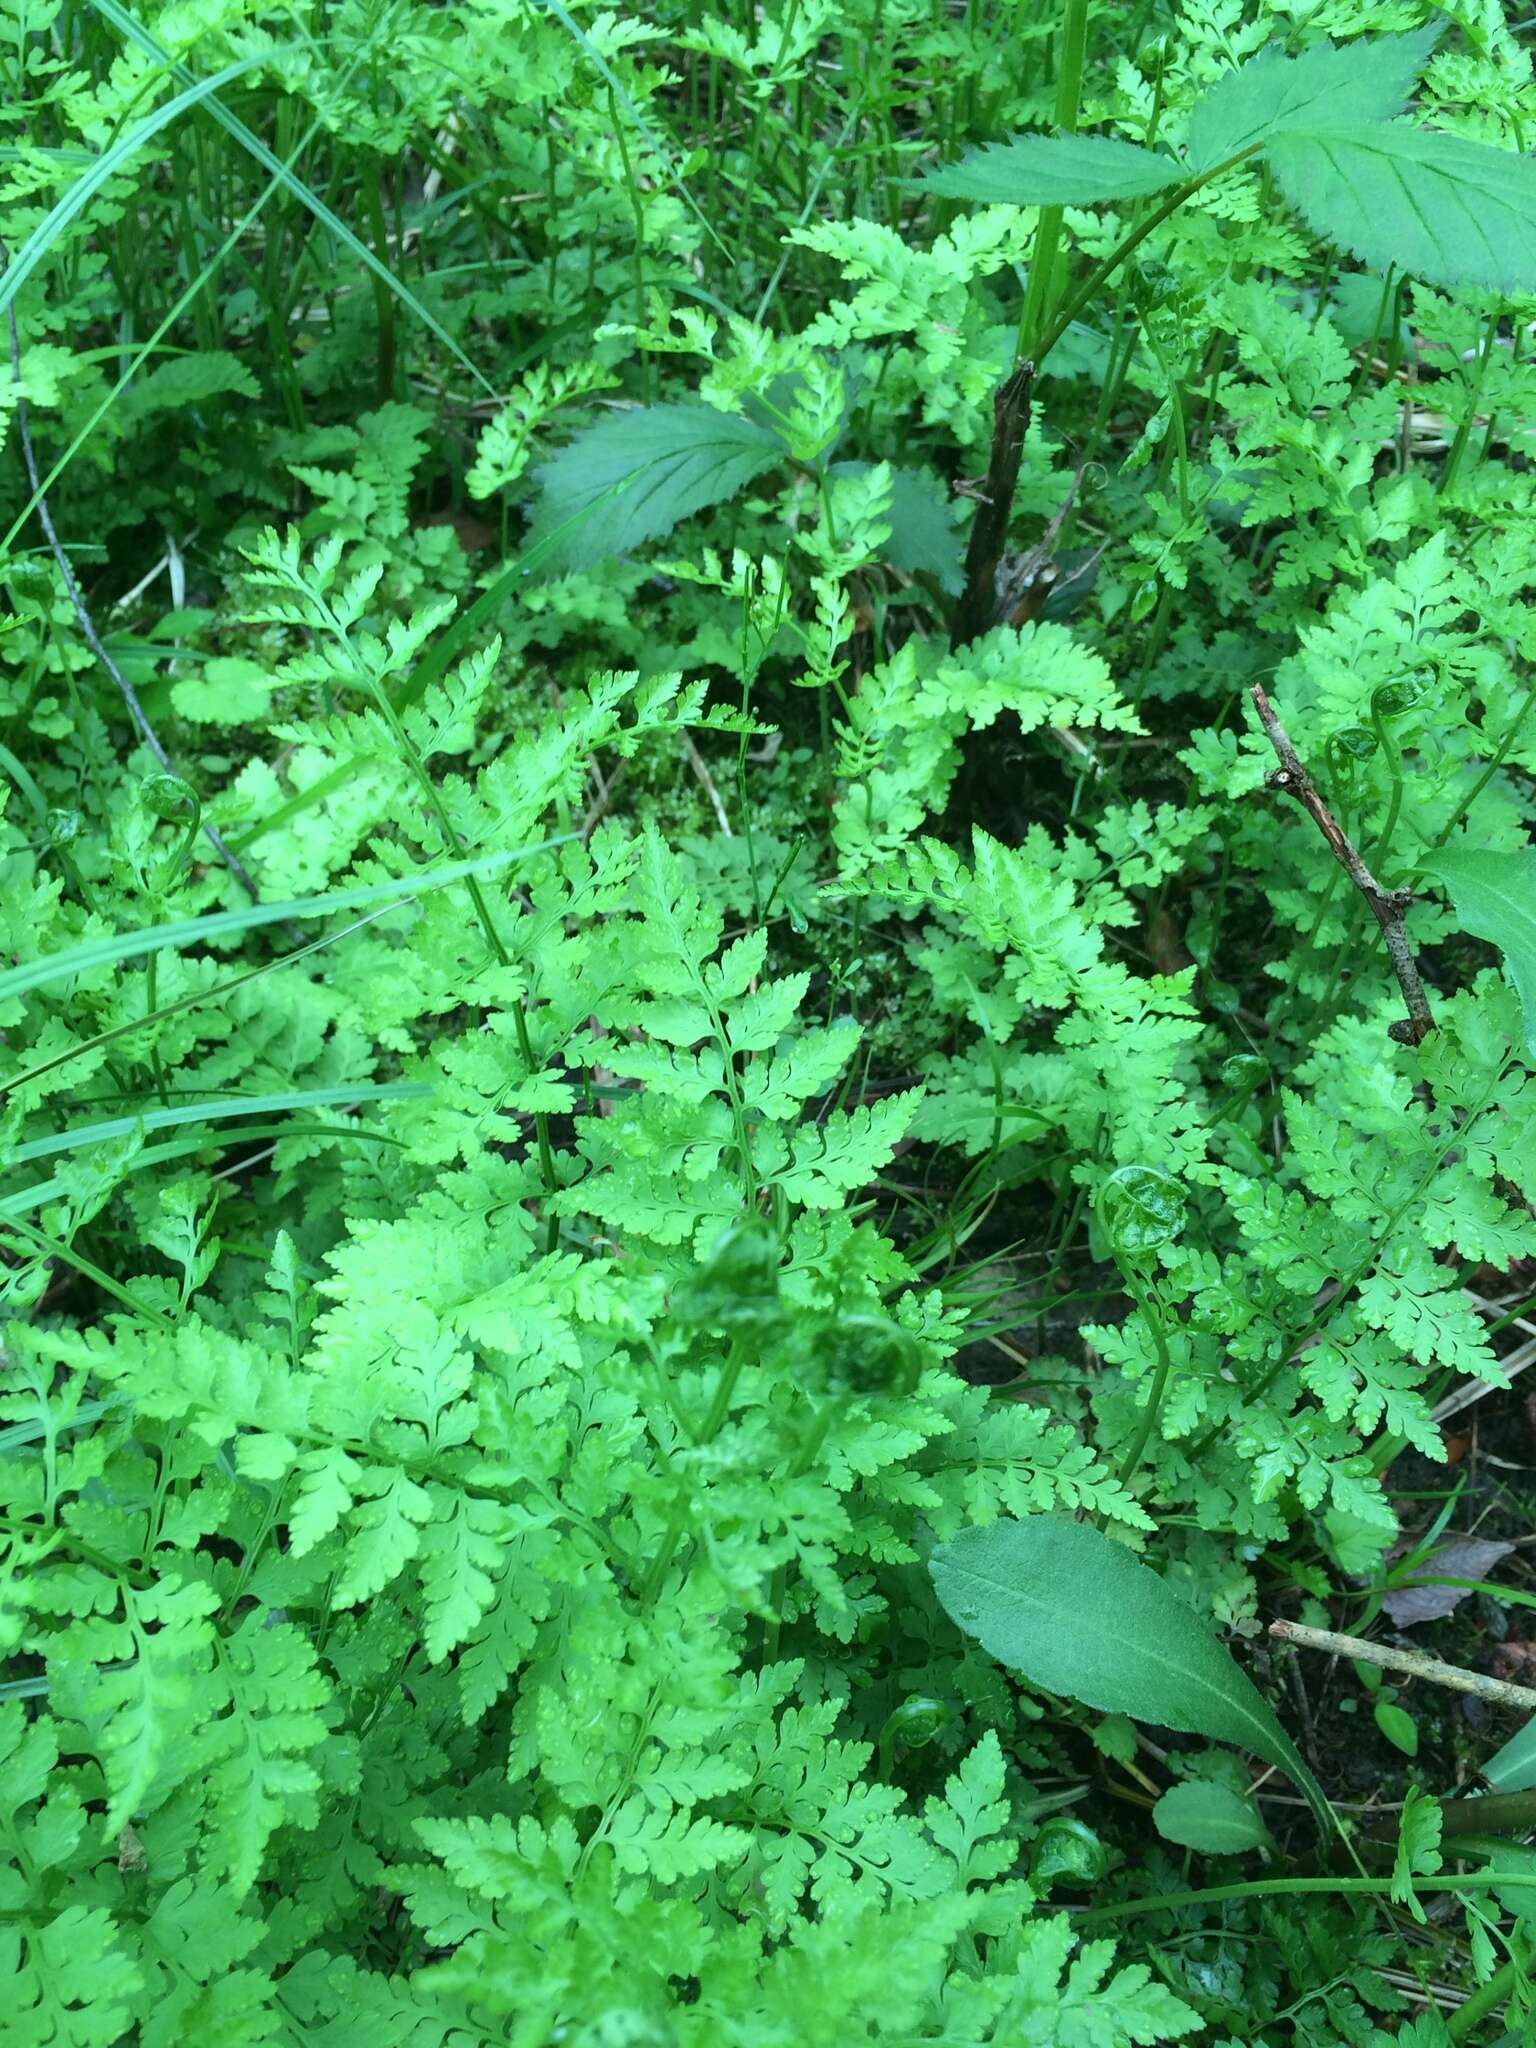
[1267, 126, 1536, 297]
[1418, 847, 1536, 1055]
[930, 1516, 1329, 1821]
[527, 402, 786, 572]
[831, 461, 964, 593]
[1186, 26, 1439, 171]
[920, 132, 1183, 205]
[116, 349, 260, 426]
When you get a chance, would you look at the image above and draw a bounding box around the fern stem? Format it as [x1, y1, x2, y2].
[608, 86, 651, 400]
[1430, 677, 1536, 850]
[1188, 1056, 1514, 1466]
[1114, 1286, 1174, 1494]
[317, 604, 562, 1245]
[1366, 692, 1406, 882]
[363, 154, 397, 404]
[641, 1338, 751, 1601]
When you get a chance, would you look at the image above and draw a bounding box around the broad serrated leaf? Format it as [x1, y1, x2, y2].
[1152, 1780, 1273, 1854]
[919, 132, 1183, 206]
[1267, 126, 1536, 296]
[930, 1516, 1329, 1821]
[1187, 26, 1438, 171]
[831, 461, 964, 593]
[1417, 847, 1536, 1054]
[527, 403, 785, 573]
[117, 350, 261, 429]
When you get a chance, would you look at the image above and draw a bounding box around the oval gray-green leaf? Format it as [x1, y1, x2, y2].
[930, 1516, 1328, 1823]
[1152, 1780, 1273, 1855]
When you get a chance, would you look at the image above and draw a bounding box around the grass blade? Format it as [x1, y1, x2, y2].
[85, 0, 499, 398]
[6, 1082, 429, 1167]
[0, 843, 558, 1005]
[0, 57, 268, 320]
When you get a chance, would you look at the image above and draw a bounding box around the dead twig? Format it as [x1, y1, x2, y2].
[1432, 1332, 1536, 1425]
[580, 760, 628, 844]
[683, 733, 731, 837]
[1249, 683, 1433, 1046]
[995, 464, 1085, 627]
[1269, 1617, 1536, 1714]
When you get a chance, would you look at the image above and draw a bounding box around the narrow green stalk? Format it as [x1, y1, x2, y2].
[145, 952, 169, 1107]
[1431, 678, 1536, 849]
[1440, 308, 1501, 497]
[1015, 0, 1089, 360]
[3, 1214, 176, 1332]
[1367, 694, 1406, 879]
[0, 907, 401, 1101]
[1114, 1280, 1174, 1493]
[2, 99, 337, 553]
[1140, 319, 1191, 518]
[1033, 144, 1265, 371]
[641, 1337, 751, 1600]
[544, 103, 560, 305]
[1078, 1872, 1536, 1929]
[1447, 1938, 1531, 2043]
[364, 155, 398, 401]
[608, 86, 652, 398]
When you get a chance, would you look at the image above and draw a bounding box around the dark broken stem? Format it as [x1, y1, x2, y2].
[1250, 683, 1433, 1047]
[951, 359, 1035, 649]
[4, 283, 261, 903]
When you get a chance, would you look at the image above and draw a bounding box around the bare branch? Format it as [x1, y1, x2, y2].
[1250, 683, 1433, 1046]
[1269, 1617, 1536, 1714]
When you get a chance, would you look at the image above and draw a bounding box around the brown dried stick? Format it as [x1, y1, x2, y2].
[1269, 1618, 1536, 1714]
[1249, 683, 1433, 1046]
